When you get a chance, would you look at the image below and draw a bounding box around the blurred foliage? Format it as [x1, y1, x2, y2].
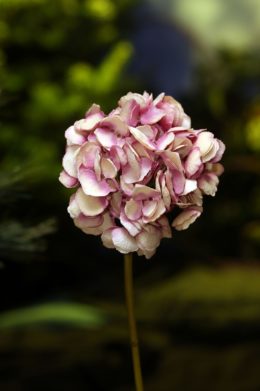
[0, 0, 134, 180]
[0, 301, 105, 328]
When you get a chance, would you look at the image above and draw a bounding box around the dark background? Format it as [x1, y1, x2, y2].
[0, 0, 260, 390]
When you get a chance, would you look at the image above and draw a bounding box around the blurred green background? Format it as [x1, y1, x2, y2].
[0, 0, 259, 390]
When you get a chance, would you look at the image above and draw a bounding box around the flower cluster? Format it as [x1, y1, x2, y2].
[59, 92, 225, 258]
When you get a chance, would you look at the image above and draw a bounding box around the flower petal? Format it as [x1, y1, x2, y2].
[62, 146, 79, 177]
[182, 179, 197, 195]
[94, 127, 117, 149]
[78, 167, 113, 196]
[65, 126, 86, 145]
[172, 207, 202, 230]
[125, 199, 142, 220]
[132, 185, 161, 200]
[59, 170, 78, 188]
[101, 157, 117, 179]
[157, 132, 175, 150]
[129, 126, 156, 150]
[185, 147, 202, 177]
[75, 188, 107, 216]
[111, 227, 138, 254]
[140, 105, 164, 125]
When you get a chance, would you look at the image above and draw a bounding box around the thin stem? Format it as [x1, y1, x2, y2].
[124, 253, 144, 391]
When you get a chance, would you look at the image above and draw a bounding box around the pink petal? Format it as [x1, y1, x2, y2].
[120, 212, 142, 236]
[142, 200, 157, 218]
[101, 229, 115, 249]
[185, 147, 202, 177]
[59, 170, 78, 188]
[119, 99, 140, 126]
[136, 227, 161, 252]
[75, 188, 107, 216]
[110, 191, 122, 216]
[94, 127, 117, 149]
[74, 214, 104, 236]
[140, 105, 165, 125]
[198, 173, 219, 196]
[65, 126, 86, 145]
[157, 132, 175, 150]
[78, 167, 113, 196]
[62, 146, 79, 177]
[76, 142, 100, 170]
[157, 216, 172, 238]
[132, 185, 161, 200]
[182, 179, 197, 196]
[172, 207, 202, 230]
[125, 199, 142, 220]
[160, 150, 183, 171]
[139, 158, 153, 181]
[99, 116, 129, 136]
[172, 170, 186, 195]
[111, 227, 138, 254]
[129, 126, 156, 150]
[101, 158, 117, 179]
[67, 194, 81, 218]
[211, 139, 226, 163]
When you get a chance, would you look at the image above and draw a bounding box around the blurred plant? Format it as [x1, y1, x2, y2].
[0, 0, 135, 181]
[0, 168, 56, 263]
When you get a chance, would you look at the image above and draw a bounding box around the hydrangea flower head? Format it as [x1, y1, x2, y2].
[59, 92, 225, 258]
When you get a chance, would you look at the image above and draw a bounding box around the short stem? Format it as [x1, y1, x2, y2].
[124, 253, 144, 391]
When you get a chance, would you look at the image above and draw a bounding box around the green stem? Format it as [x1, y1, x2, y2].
[124, 253, 144, 391]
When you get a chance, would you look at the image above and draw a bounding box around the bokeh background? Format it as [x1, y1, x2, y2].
[0, 0, 260, 390]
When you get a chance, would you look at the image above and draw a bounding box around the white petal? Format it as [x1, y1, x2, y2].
[75, 188, 107, 216]
[111, 228, 138, 254]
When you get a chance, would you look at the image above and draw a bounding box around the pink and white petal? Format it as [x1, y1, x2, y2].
[172, 207, 202, 231]
[157, 216, 172, 238]
[75, 188, 107, 216]
[143, 199, 166, 223]
[202, 139, 220, 163]
[157, 132, 175, 150]
[160, 150, 183, 171]
[142, 200, 157, 218]
[195, 131, 214, 155]
[139, 158, 153, 181]
[110, 146, 128, 167]
[185, 147, 202, 177]
[120, 212, 142, 236]
[172, 136, 192, 158]
[172, 170, 186, 195]
[153, 92, 165, 106]
[94, 127, 117, 149]
[182, 179, 197, 196]
[74, 214, 104, 236]
[62, 146, 80, 177]
[110, 191, 122, 216]
[120, 178, 134, 196]
[211, 139, 226, 163]
[136, 124, 154, 138]
[78, 167, 113, 196]
[99, 116, 129, 136]
[129, 126, 156, 150]
[59, 170, 78, 188]
[140, 105, 165, 125]
[65, 126, 86, 145]
[94, 151, 101, 181]
[198, 173, 219, 196]
[181, 114, 191, 129]
[119, 99, 140, 127]
[101, 228, 115, 249]
[132, 185, 161, 201]
[111, 227, 138, 254]
[67, 194, 81, 218]
[136, 227, 161, 252]
[125, 199, 142, 220]
[76, 142, 100, 170]
[101, 157, 117, 179]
